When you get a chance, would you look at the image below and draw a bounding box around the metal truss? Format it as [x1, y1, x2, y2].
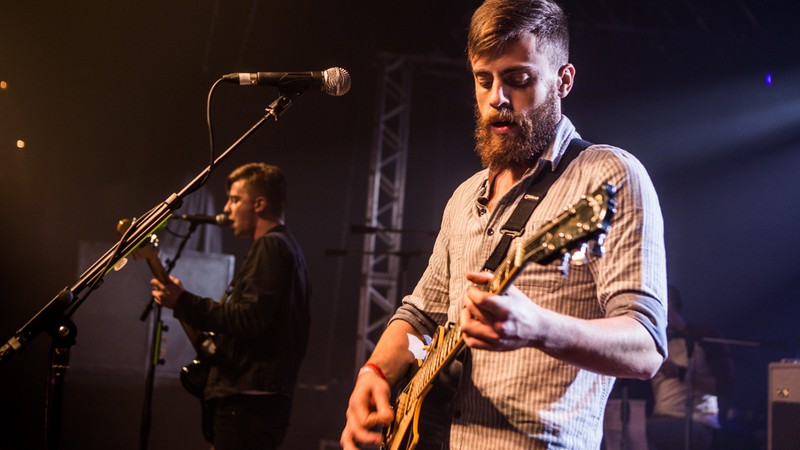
[355, 54, 415, 374]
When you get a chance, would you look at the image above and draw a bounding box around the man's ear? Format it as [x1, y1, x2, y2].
[254, 196, 268, 214]
[557, 63, 575, 98]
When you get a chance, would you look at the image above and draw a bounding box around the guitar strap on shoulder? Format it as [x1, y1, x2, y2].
[482, 138, 593, 272]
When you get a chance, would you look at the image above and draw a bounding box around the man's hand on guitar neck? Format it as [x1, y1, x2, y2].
[151, 275, 186, 309]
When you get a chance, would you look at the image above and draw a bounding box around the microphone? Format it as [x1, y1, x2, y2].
[173, 213, 231, 226]
[222, 67, 351, 96]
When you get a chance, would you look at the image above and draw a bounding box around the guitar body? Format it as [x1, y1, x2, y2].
[381, 184, 617, 450]
[385, 388, 452, 450]
[180, 358, 210, 399]
[180, 356, 215, 443]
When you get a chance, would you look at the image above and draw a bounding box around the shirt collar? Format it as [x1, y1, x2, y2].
[542, 115, 579, 172]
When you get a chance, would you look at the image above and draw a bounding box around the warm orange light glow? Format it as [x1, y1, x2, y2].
[0, 81, 7, 90]
[16, 140, 25, 149]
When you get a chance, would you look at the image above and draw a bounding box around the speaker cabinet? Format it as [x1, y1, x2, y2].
[768, 360, 800, 450]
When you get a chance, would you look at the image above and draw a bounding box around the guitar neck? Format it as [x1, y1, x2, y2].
[146, 257, 170, 285]
[403, 246, 528, 402]
[116, 217, 213, 357]
[145, 255, 207, 353]
[405, 324, 463, 401]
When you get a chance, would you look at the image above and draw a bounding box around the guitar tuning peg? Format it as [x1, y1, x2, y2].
[559, 252, 570, 278]
[591, 234, 607, 257]
[514, 240, 524, 268]
[570, 243, 589, 266]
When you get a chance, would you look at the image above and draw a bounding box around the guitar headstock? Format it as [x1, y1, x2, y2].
[524, 182, 616, 266]
[116, 218, 169, 282]
[488, 183, 616, 293]
[117, 218, 160, 261]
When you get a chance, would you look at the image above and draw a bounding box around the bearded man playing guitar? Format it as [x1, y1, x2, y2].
[341, 1, 668, 449]
[152, 162, 310, 450]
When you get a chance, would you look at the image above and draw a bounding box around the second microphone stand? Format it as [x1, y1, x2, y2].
[138, 222, 198, 450]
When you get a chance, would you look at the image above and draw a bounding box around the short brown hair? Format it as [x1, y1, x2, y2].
[226, 162, 286, 217]
[468, 0, 569, 68]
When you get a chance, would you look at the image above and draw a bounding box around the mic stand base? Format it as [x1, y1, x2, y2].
[45, 315, 77, 450]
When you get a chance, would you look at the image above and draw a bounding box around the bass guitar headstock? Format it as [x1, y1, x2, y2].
[116, 218, 169, 283]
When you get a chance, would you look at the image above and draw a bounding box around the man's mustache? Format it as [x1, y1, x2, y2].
[482, 109, 519, 126]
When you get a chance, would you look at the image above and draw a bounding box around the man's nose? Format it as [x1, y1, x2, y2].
[489, 83, 511, 110]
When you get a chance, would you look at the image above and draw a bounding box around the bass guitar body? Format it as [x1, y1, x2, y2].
[180, 358, 210, 400]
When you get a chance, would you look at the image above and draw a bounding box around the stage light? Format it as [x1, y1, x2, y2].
[0, 80, 7, 90]
[766, 73, 773, 86]
[16, 140, 25, 149]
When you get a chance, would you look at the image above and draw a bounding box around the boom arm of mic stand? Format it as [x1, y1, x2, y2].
[0, 90, 302, 367]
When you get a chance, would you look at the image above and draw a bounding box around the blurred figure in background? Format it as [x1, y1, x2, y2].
[647, 286, 734, 450]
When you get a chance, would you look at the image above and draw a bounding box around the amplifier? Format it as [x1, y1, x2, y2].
[769, 360, 800, 450]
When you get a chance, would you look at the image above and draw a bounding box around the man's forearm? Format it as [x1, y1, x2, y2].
[365, 320, 421, 386]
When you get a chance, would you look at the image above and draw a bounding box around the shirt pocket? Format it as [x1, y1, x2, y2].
[511, 259, 566, 294]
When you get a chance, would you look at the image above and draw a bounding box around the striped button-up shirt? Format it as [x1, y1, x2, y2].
[391, 116, 668, 449]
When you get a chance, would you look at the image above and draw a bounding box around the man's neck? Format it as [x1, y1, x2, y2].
[252, 216, 284, 240]
[486, 165, 529, 212]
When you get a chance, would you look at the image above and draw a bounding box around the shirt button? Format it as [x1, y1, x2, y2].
[487, 228, 494, 236]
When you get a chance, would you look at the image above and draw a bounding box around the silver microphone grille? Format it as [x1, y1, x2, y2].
[322, 67, 351, 96]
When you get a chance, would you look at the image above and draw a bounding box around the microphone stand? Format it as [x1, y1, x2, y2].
[609, 378, 632, 450]
[138, 222, 197, 450]
[343, 224, 436, 294]
[683, 336, 696, 450]
[325, 249, 430, 296]
[0, 90, 301, 450]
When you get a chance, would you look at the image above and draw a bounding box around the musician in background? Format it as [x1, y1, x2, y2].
[151, 162, 311, 450]
[647, 286, 734, 450]
[340, 1, 668, 448]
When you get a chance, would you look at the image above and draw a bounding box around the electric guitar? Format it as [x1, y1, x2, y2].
[116, 218, 215, 443]
[381, 183, 617, 450]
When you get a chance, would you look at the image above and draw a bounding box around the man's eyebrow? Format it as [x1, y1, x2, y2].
[473, 65, 536, 76]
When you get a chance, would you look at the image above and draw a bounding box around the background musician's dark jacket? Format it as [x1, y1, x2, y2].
[174, 225, 311, 399]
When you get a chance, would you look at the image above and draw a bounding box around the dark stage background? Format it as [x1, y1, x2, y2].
[1, 1, 799, 449]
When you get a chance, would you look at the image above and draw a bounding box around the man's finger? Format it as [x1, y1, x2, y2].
[465, 271, 493, 284]
[471, 294, 510, 318]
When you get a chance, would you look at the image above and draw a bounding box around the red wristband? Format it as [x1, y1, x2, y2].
[359, 362, 386, 380]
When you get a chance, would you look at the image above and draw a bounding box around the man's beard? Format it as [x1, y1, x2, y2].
[474, 89, 560, 171]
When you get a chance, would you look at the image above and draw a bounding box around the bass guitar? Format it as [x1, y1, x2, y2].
[381, 183, 617, 450]
[117, 218, 215, 443]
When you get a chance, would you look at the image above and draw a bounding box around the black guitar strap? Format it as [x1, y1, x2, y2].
[431, 139, 594, 448]
[482, 138, 593, 272]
